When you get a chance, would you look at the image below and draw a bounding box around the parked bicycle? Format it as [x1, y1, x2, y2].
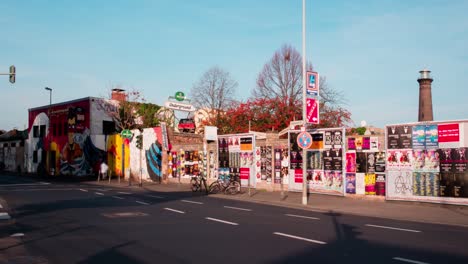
[209, 174, 241, 195]
[190, 174, 208, 194]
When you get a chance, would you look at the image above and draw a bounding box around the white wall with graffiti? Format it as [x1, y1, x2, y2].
[129, 127, 162, 181]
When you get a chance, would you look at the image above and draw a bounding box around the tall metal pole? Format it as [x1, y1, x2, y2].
[45, 87, 52, 176]
[301, 0, 308, 205]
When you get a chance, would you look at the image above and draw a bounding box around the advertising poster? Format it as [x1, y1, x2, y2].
[439, 172, 453, 197]
[412, 149, 425, 171]
[356, 152, 367, 173]
[453, 147, 468, 173]
[346, 173, 356, 194]
[362, 137, 371, 150]
[240, 167, 250, 186]
[348, 137, 356, 150]
[365, 173, 376, 195]
[307, 151, 322, 170]
[412, 125, 426, 149]
[240, 137, 253, 151]
[333, 130, 343, 149]
[388, 170, 413, 197]
[323, 170, 333, 190]
[370, 137, 379, 152]
[346, 152, 356, 173]
[438, 123, 460, 148]
[312, 170, 323, 185]
[294, 169, 303, 183]
[333, 171, 343, 191]
[255, 147, 261, 180]
[400, 149, 413, 171]
[366, 152, 376, 173]
[355, 173, 365, 195]
[324, 131, 333, 149]
[228, 137, 240, 152]
[413, 172, 426, 196]
[375, 174, 386, 196]
[323, 149, 333, 171]
[424, 149, 440, 172]
[260, 146, 272, 181]
[439, 149, 454, 173]
[425, 125, 439, 149]
[375, 152, 386, 173]
[310, 132, 324, 150]
[453, 173, 468, 198]
[399, 125, 413, 149]
[331, 149, 343, 171]
[425, 172, 439, 197]
[274, 148, 282, 184]
[386, 150, 400, 170]
[387, 126, 400, 149]
[355, 137, 363, 150]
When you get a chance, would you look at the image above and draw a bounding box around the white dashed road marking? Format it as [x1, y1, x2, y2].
[273, 232, 327, 245]
[145, 195, 164, 199]
[118, 192, 132, 195]
[112, 196, 124, 200]
[393, 257, 430, 264]
[285, 214, 319, 220]
[205, 217, 239, 226]
[366, 224, 421, 233]
[136, 201, 150, 205]
[181, 200, 203, 205]
[224, 206, 252, 212]
[164, 208, 185, 214]
[95, 192, 105, 196]
[78, 189, 88, 192]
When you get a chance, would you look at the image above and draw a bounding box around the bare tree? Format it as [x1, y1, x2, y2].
[190, 66, 238, 126]
[252, 44, 351, 127]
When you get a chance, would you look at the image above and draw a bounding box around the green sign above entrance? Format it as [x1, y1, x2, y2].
[120, 129, 133, 139]
[175, 91, 185, 101]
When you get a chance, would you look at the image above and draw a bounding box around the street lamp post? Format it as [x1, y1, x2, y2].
[301, 0, 308, 205]
[45, 87, 53, 175]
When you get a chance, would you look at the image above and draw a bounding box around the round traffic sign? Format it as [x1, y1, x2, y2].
[297, 131, 313, 149]
[120, 129, 133, 139]
[175, 91, 185, 101]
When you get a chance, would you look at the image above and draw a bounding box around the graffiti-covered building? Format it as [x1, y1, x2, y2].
[27, 97, 118, 176]
[0, 129, 28, 173]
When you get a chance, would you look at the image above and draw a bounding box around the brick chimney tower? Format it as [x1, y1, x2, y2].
[111, 88, 127, 102]
[417, 69, 433, 121]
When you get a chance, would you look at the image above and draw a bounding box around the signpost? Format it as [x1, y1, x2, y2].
[121, 129, 133, 139]
[120, 129, 133, 184]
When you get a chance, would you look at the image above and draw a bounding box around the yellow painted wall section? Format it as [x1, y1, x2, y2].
[107, 134, 130, 177]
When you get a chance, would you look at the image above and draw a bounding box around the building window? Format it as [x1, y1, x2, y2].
[33, 150, 38, 163]
[33, 125, 39, 138]
[52, 123, 56, 136]
[10, 142, 16, 147]
[39, 125, 46, 137]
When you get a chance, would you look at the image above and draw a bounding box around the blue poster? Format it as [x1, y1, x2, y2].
[425, 125, 439, 149]
[412, 125, 426, 149]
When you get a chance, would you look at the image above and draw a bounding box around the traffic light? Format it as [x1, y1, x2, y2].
[9, 65, 15, 84]
[136, 134, 143, 149]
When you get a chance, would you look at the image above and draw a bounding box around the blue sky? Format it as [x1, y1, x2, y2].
[1, 0, 467, 131]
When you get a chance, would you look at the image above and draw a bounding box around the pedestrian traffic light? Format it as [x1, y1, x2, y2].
[9, 65, 15, 84]
[136, 134, 143, 149]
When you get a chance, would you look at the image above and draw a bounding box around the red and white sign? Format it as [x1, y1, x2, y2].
[294, 169, 303, 183]
[306, 98, 319, 124]
[438, 123, 460, 142]
[240, 167, 250, 180]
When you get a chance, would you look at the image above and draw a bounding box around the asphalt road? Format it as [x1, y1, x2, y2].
[1, 174, 468, 264]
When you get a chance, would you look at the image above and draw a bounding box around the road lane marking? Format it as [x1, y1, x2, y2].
[136, 201, 150, 205]
[0, 212, 11, 220]
[393, 257, 430, 264]
[10, 233, 24, 237]
[224, 206, 252, 212]
[95, 192, 105, 196]
[78, 189, 88, 192]
[365, 224, 421, 233]
[285, 214, 319, 220]
[112, 196, 124, 200]
[118, 192, 132, 195]
[145, 195, 164, 199]
[164, 208, 185, 214]
[39, 182, 51, 185]
[273, 232, 327, 245]
[205, 217, 239, 226]
[0, 182, 50, 187]
[181, 200, 203, 205]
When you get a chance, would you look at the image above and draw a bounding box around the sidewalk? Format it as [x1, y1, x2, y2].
[88, 179, 468, 228]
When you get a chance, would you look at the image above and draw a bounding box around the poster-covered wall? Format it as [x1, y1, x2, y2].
[289, 128, 345, 196]
[386, 121, 468, 205]
[218, 134, 256, 187]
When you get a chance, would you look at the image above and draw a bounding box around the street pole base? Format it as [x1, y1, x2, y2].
[302, 196, 308, 205]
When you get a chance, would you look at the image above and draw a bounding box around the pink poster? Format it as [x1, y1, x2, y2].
[240, 168, 250, 180]
[306, 98, 319, 124]
[294, 169, 303, 183]
[346, 152, 356, 173]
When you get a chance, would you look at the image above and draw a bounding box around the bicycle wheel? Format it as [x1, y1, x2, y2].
[209, 181, 221, 194]
[225, 181, 241, 195]
[190, 178, 200, 192]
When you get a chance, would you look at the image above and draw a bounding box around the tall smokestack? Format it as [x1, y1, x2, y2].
[417, 69, 434, 121]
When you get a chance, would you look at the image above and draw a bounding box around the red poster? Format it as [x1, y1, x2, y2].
[438, 124, 460, 142]
[346, 152, 356, 173]
[240, 168, 250, 180]
[306, 98, 319, 124]
[294, 169, 303, 183]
